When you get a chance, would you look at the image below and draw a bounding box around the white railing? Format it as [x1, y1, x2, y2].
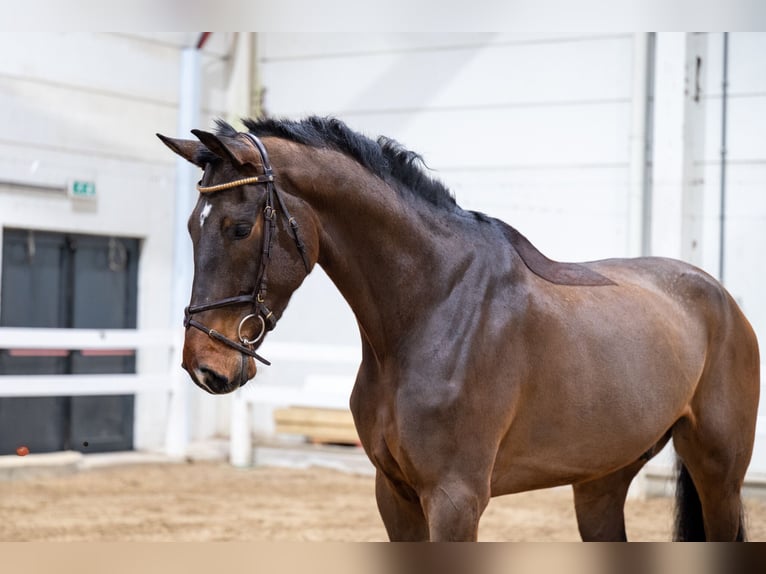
[0, 327, 174, 397]
[0, 327, 185, 455]
[0, 327, 175, 395]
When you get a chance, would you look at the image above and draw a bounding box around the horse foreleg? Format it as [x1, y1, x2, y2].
[420, 480, 490, 541]
[572, 460, 646, 541]
[375, 471, 429, 541]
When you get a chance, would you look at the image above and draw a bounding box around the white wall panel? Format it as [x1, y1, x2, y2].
[341, 102, 631, 170]
[0, 32, 230, 144]
[702, 96, 766, 163]
[448, 166, 630, 260]
[260, 36, 633, 116]
[0, 77, 176, 165]
[0, 145, 174, 238]
[0, 33, 181, 106]
[723, 168, 766, 347]
[705, 32, 766, 96]
[260, 33, 628, 61]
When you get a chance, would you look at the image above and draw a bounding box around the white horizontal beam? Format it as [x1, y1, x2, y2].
[0, 374, 172, 396]
[258, 341, 360, 364]
[241, 384, 350, 410]
[0, 328, 175, 350]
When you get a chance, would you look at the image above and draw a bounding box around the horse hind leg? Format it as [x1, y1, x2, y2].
[670, 281, 759, 541]
[672, 317, 758, 540]
[672, 413, 752, 542]
[572, 433, 670, 541]
[572, 466, 636, 541]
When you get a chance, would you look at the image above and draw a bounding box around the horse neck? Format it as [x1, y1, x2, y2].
[273, 144, 493, 358]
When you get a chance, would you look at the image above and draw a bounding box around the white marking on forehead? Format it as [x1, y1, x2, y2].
[199, 202, 213, 228]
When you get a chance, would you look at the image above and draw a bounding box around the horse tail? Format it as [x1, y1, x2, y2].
[737, 510, 748, 542]
[673, 457, 706, 541]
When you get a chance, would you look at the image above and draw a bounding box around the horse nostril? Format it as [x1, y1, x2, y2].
[197, 366, 230, 393]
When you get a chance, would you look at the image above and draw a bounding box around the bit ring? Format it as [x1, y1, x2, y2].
[238, 314, 266, 346]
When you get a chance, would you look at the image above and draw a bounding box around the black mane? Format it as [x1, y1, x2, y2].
[223, 116, 462, 212]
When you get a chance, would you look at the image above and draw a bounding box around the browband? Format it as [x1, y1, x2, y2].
[197, 174, 275, 194]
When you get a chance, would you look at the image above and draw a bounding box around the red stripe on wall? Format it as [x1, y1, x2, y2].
[8, 349, 70, 357]
[79, 349, 136, 357]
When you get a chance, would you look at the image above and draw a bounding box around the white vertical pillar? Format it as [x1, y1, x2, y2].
[225, 32, 256, 128]
[165, 47, 202, 458]
[650, 33, 709, 265]
[229, 389, 253, 467]
[627, 33, 652, 258]
[680, 34, 708, 268]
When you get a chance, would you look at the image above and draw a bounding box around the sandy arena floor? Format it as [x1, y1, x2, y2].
[1, 460, 765, 541]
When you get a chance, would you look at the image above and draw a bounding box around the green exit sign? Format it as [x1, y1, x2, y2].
[68, 180, 96, 199]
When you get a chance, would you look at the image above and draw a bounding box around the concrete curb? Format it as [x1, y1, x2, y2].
[0, 440, 230, 481]
[0, 450, 82, 481]
[253, 441, 374, 476]
[9, 442, 762, 500]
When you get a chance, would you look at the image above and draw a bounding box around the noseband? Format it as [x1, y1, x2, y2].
[183, 132, 311, 366]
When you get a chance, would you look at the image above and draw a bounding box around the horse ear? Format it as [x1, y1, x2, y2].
[191, 129, 262, 170]
[156, 134, 207, 168]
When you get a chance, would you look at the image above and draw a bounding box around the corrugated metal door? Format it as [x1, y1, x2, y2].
[0, 229, 139, 454]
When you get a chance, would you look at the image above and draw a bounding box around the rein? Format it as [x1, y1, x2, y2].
[184, 132, 311, 366]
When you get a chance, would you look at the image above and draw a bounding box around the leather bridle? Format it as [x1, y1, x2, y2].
[183, 132, 311, 366]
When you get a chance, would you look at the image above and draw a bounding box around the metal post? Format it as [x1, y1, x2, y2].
[628, 33, 656, 258]
[165, 47, 202, 458]
[719, 33, 729, 284]
[641, 33, 656, 257]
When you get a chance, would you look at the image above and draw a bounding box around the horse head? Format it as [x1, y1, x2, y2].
[157, 126, 317, 394]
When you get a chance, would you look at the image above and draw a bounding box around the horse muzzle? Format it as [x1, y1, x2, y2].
[182, 331, 257, 394]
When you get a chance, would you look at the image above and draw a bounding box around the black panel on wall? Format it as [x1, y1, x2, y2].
[0, 229, 139, 455]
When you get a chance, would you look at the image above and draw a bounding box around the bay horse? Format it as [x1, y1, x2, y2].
[158, 116, 759, 541]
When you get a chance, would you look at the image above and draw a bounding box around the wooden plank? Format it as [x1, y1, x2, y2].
[274, 406, 354, 426]
[274, 423, 360, 445]
[273, 407, 359, 445]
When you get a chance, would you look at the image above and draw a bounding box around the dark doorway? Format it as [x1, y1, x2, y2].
[0, 229, 140, 454]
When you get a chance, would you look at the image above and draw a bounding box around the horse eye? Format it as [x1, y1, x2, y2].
[232, 223, 252, 239]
